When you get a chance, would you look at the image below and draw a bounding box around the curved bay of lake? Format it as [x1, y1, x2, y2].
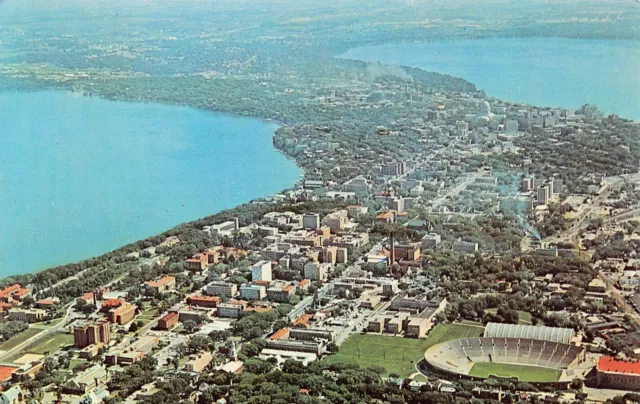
[0, 91, 300, 274]
[342, 37, 640, 120]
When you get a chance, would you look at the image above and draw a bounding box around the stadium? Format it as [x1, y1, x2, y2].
[423, 323, 586, 383]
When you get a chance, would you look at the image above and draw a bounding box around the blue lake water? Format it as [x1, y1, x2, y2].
[0, 91, 300, 274]
[342, 38, 640, 120]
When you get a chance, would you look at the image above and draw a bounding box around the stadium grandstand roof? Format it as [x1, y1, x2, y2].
[484, 322, 575, 344]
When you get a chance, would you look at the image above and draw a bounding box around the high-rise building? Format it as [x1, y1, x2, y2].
[537, 184, 550, 206]
[302, 214, 320, 230]
[380, 162, 406, 177]
[552, 179, 563, 195]
[304, 262, 330, 281]
[251, 260, 272, 282]
[456, 121, 469, 137]
[74, 321, 111, 348]
[505, 119, 519, 134]
[521, 177, 533, 192]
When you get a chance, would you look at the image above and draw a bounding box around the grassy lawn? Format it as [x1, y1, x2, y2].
[23, 332, 73, 355]
[0, 328, 43, 351]
[136, 307, 159, 325]
[485, 309, 533, 324]
[469, 362, 562, 382]
[323, 324, 483, 378]
[324, 334, 427, 377]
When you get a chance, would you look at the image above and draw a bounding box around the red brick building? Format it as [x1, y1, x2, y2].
[188, 295, 220, 308]
[158, 312, 179, 330]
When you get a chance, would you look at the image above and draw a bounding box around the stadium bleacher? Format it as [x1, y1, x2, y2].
[424, 337, 584, 379]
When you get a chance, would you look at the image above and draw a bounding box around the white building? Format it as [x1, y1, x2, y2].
[304, 262, 330, 281]
[206, 282, 238, 298]
[207, 219, 239, 237]
[251, 260, 272, 282]
[240, 284, 266, 301]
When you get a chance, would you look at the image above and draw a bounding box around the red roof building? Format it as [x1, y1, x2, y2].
[101, 299, 124, 312]
[158, 312, 179, 330]
[293, 313, 312, 328]
[188, 295, 220, 308]
[598, 356, 640, 375]
[77, 292, 94, 304]
[375, 211, 396, 224]
[35, 299, 57, 309]
[596, 356, 640, 390]
[186, 253, 208, 270]
[0, 366, 17, 383]
[144, 276, 176, 294]
[298, 279, 310, 290]
[0, 284, 30, 303]
[270, 328, 290, 340]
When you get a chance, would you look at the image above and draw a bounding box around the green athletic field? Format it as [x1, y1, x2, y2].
[324, 323, 483, 377]
[469, 362, 562, 382]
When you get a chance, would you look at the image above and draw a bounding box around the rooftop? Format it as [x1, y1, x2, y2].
[598, 356, 640, 375]
[145, 276, 176, 288]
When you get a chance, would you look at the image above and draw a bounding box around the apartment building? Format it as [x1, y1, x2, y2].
[74, 321, 111, 348]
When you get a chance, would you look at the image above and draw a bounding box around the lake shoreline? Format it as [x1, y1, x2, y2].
[340, 37, 640, 121]
[1, 36, 637, 281]
[0, 91, 300, 276]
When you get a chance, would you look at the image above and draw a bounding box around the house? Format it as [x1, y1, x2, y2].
[206, 282, 238, 298]
[304, 262, 330, 281]
[452, 241, 478, 254]
[10, 362, 42, 382]
[588, 278, 607, 293]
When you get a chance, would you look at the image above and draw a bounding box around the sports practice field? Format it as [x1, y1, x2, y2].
[324, 323, 483, 377]
[23, 332, 73, 355]
[469, 362, 562, 382]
